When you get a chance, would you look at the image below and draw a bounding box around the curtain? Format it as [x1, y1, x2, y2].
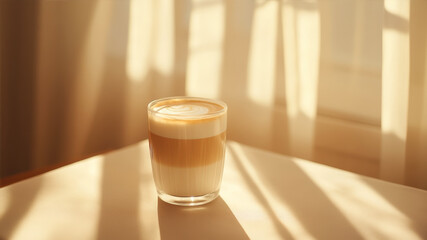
[1, 0, 426, 190]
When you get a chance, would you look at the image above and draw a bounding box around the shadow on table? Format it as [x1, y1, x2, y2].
[227, 142, 365, 240]
[0, 177, 43, 240]
[157, 197, 249, 240]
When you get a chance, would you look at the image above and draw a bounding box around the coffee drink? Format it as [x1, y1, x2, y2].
[148, 97, 227, 206]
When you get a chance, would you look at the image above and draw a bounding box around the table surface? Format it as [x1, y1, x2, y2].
[1, 140, 427, 240]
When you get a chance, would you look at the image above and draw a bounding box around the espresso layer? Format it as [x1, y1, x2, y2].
[149, 131, 226, 167]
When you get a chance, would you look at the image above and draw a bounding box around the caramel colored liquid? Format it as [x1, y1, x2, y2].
[149, 131, 226, 196]
[149, 131, 226, 167]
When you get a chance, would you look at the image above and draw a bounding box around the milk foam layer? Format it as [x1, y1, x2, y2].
[156, 103, 211, 116]
[148, 98, 227, 139]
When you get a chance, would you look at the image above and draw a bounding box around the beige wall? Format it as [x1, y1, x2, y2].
[1, 0, 186, 180]
[1, 0, 426, 189]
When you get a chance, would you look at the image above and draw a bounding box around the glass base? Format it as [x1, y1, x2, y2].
[158, 190, 219, 206]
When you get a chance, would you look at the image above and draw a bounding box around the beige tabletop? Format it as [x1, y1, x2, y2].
[1, 140, 426, 240]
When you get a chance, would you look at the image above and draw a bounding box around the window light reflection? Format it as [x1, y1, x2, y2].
[247, 1, 277, 106]
[186, 0, 225, 98]
[380, 0, 410, 184]
[153, 0, 174, 76]
[282, 3, 320, 159]
[126, 0, 152, 82]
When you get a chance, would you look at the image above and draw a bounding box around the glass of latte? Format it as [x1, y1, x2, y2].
[148, 96, 227, 206]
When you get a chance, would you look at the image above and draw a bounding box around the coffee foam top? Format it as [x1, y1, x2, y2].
[148, 98, 227, 139]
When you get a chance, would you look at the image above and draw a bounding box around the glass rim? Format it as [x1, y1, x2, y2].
[147, 96, 227, 120]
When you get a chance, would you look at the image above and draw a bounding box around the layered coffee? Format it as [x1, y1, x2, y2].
[148, 97, 227, 201]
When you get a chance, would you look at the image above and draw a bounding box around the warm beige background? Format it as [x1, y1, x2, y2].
[1, 0, 426, 189]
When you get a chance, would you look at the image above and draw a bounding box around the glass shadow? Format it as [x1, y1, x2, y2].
[157, 196, 249, 240]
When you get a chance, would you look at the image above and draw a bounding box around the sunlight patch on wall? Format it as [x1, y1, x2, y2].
[381, 3, 409, 139]
[153, 0, 175, 76]
[186, 0, 225, 98]
[282, 3, 298, 118]
[126, 0, 152, 82]
[282, 3, 320, 159]
[297, 9, 320, 119]
[283, 5, 319, 119]
[380, 0, 410, 184]
[247, 2, 277, 106]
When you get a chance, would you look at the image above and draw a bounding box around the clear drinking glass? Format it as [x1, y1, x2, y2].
[147, 96, 227, 206]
